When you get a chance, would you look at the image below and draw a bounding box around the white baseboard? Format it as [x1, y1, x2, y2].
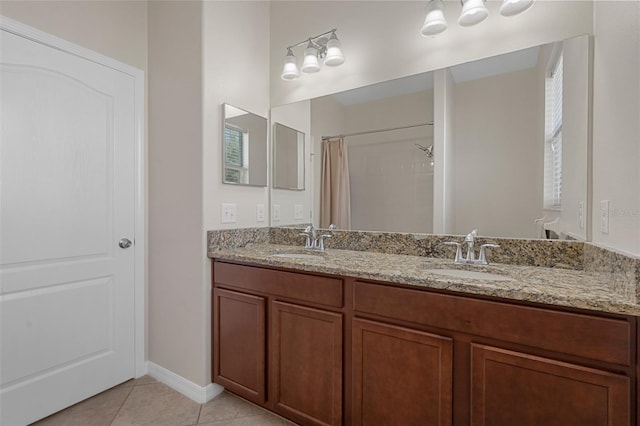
[147, 361, 224, 404]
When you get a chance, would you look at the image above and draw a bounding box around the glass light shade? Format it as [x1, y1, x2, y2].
[280, 50, 300, 80]
[458, 0, 488, 27]
[302, 43, 321, 73]
[324, 33, 345, 66]
[421, 0, 448, 37]
[500, 0, 534, 16]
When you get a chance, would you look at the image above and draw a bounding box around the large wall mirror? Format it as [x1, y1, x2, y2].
[222, 103, 268, 187]
[273, 122, 305, 190]
[270, 35, 592, 241]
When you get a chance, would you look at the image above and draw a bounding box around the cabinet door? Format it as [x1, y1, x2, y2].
[352, 318, 453, 426]
[471, 344, 630, 426]
[213, 288, 266, 404]
[271, 301, 343, 426]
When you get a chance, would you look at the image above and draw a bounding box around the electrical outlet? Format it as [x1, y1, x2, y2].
[221, 203, 237, 224]
[600, 200, 609, 234]
[578, 202, 584, 229]
[273, 204, 281, 222]
[256, 204, 265, 222]
[294, 204, 304, 220]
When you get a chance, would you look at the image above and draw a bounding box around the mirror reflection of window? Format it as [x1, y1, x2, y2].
[222, 103, 267, 187]
[224, 124, 249, 184]
[544, 51, 563, 210]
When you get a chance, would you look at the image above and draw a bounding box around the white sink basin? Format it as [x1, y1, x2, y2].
[271, 253, 325, 260]
[425, 268, 513, 281]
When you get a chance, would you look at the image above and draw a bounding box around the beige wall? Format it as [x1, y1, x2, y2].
[270, 1, 593, 107]
[202, 1, 270, 232]
[452, 67, 542, 238]
[433, 68, 455, 234]
[148, 1, 205, 386]
[560, 36, 591, 241]
[271, 101, 312, 226]
[0, 1, 147, 71]
[592, 1, 640, 255]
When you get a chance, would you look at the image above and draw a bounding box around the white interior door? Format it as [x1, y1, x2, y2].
[1, 25, 138, 426]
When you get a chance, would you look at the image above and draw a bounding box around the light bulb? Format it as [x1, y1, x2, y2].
[421, 0, 448, 37]
[324, 32, 345, 66]
[500, 0, 534, 17]
[458, 0, 488, 27]
[302, 41, 320, 73]
[280, 48, 300, 80]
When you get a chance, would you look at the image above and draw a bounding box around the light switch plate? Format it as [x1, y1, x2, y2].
[294, 204, 304, 220]
[221, 203, 237, 224]
[256, 204, 265, 222]
[273, 204, 281, 222]
[600, 200, 609, 234]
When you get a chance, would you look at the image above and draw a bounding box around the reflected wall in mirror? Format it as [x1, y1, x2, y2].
[271, 35, 591, 241]
[222, 103, 268, 187]
[273, 122, 305, 190]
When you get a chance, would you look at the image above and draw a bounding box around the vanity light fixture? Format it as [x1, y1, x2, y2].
[421, 0, 534, 37]
[280, 29, 344, 80]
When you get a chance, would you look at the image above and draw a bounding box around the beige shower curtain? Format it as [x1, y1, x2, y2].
[320, 138, 351, 229]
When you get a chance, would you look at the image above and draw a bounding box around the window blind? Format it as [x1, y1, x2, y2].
[544, 54, 563, 210]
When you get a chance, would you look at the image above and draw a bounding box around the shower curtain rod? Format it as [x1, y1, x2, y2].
[321, 122, 433, 141]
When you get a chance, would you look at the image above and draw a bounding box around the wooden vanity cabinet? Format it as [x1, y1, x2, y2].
[213, 260, 637, 425]
[353, 281, 635, 426]
[213, 261, 344, 426]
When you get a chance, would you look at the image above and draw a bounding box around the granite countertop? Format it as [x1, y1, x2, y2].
[209, 243, 640, 316]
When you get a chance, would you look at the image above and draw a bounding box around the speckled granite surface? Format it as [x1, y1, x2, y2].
[207, 227, 270, 250]
[206, 227, 640, 314]
[584, 243, 640, 303]
[208, 243, 640, 315]
[268, 227, 584, 269]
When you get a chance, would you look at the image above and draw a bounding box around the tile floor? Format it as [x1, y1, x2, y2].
[32, 376, 296, 426]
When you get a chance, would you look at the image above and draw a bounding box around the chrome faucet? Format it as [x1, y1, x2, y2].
[299, 225, 333, 251]
[444, 229, 499, 265]
[464, 229, 477, 262]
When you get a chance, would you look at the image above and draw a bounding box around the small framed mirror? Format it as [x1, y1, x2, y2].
[273, 122, 305, 190]
[222, 103, 268, 187]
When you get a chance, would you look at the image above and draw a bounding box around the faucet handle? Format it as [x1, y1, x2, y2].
[328, 224, 337, 230]
[478, 243, 500, 264]
[444, 241, 464, 263]
[299, 231, 313, 249]
[317, 234, 332, 251]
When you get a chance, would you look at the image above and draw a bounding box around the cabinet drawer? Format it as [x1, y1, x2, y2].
[214, 261, 343, 308]
[354, 282, 633, 366]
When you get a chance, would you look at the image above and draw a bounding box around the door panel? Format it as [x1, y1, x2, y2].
[352, 318, 453, 426]
[471, 344, 630, 425]
[271, 301, 343, 426]
[213, 288, 266, 404]
[1, 27, 136, 425]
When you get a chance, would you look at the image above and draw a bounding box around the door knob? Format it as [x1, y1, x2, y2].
[119, 238, 132, 249]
